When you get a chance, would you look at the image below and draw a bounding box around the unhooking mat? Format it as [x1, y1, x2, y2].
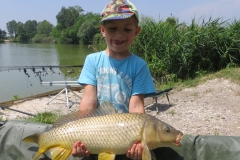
[0, 120, 240, 160]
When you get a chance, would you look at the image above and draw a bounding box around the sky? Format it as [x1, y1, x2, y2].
[0, 0, 240, 31]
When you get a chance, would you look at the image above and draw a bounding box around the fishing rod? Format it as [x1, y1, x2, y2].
[0, 106, 35, 117]
[0, 65, 83, 72]
[0, 65, 84, 109]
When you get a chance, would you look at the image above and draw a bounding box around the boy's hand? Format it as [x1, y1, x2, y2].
[126, 142, 142, 160]
[71, 141, 90, 157]
[72, 141, 142, 159]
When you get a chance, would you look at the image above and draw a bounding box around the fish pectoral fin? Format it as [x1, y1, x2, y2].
[142, 142, 152, 160]
[150, 150, 156, 160]
[50, 147, 71, 160]
[98, 152, 116, 160]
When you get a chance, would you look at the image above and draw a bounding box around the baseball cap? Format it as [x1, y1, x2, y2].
[100, 0, 139, 23]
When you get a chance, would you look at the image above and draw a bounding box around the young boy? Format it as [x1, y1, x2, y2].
[72, 0, 156, 159]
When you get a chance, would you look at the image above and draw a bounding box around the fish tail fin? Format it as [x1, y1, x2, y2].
[22, 133, 46, 160]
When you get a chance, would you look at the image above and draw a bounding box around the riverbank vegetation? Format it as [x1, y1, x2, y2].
[131, 16, 240, 81]
[1, 5, 239, 82]
[1, 6, 101, 44]
[0, 28, 7, 41]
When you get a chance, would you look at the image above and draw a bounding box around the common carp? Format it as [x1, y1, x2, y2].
[23, 101, 184, 160]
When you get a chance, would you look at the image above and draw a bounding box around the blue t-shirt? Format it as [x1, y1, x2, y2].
[78, 51, 156, 113]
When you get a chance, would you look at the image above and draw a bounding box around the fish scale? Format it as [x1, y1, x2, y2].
[47, 113, 146, 153]
[23, 101, 184, 160]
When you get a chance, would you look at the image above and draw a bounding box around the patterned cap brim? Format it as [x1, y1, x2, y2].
[99, 13, 134, 23]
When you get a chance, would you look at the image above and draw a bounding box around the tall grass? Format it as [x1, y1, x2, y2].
[131, 16, 240, 83]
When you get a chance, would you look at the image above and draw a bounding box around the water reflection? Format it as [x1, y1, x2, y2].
[55, 44, 90, 79]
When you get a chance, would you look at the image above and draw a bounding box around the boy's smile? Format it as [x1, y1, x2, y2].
[100, 16, 140, 59]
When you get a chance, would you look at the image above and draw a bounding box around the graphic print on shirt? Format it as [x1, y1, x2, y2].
[97, 67, 131, 113]
[78, 52, 157, 113]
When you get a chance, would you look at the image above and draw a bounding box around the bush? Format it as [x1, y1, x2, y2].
[32, 34, 54, 43]
[24, 112, 61, 124]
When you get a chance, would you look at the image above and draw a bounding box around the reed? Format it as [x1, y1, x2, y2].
[131, 16, 240, 83]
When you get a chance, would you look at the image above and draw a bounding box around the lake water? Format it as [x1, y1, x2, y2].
[0, 43, 92, 102]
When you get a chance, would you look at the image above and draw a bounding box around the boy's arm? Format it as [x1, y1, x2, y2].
[72, 84, 97, 158]
[129, 94, 145, 113]
[78, 84, 97, 110]
[127, 94, 145, 159]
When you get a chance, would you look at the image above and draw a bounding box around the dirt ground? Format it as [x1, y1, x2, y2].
[1, 78, 240, 136]
[145, 78, 240, 136]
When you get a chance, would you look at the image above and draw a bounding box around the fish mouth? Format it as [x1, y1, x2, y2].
[174, 134, 184, 146]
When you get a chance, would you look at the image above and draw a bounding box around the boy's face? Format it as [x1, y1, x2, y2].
[100, 16, 140, 56]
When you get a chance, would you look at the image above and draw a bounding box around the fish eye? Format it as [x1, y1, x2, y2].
[164, 126, 171, 133]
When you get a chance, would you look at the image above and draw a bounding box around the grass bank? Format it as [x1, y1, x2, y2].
[155, 67, 240, 92]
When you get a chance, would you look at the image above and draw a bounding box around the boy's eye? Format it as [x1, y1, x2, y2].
[125, 29, 132, 32]
[107, 27, 132, 32]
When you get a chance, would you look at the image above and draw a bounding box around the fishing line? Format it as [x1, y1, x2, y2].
[25, 74, 28, 88]
[50, 67, 55, 81]
[24, 68, 32, 87]
[27, 75, 32, 87]
[43, 70, 49, 89]
[25, 74, 32, 87]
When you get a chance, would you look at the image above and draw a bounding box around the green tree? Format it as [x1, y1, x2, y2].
[56, 6, 84, 29]
[6, 20, 17, 38]
[32, 20, 54, 43]
[77, 19, 99, 45]
[50, 26, 61, 40]
[52, 6, 101, 44]
[77, 12, 101, 45]
[37, 20, 53, 36]
[15, 22, 25, 39]
[0, 29, 7, 39]
[53, 6, 84, 43]
[19, 31, 29, 42]
[24, 20, 38, 40]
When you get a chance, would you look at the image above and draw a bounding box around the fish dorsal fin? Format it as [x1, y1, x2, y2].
[52, 101, 116, 128]
[98, 152, 116, 160]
